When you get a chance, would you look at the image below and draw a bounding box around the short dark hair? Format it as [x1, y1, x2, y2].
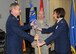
[9, 2, 19, 12]
[54, 8, 65, 18]
[10, 2, 19, 7]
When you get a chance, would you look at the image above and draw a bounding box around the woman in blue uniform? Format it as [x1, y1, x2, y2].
[37, 8, 71, 54]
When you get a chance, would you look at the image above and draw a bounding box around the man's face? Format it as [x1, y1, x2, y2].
[12, 5, 21, 16]
[38, 11, 44, 20]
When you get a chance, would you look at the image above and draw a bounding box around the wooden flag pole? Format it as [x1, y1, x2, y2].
[15, 0, 26, 52]
[37, 39, 41, 54]
[35, 34, 41, 54]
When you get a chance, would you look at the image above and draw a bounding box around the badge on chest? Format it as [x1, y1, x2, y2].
[55, 25, 58, 29]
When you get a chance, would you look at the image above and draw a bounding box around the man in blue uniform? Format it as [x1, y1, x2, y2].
[37, 8, 71, 54]
[6, 3, 35, 54]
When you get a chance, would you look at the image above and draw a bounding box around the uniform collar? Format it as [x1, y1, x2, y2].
[57, 18, 63, 23]
[10, 14, 19, 21]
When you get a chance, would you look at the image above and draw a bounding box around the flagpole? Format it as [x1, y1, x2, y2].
[35, 34, 41, 54]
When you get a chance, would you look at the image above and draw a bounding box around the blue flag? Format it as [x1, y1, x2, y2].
[29, 2, 36, 23]
[69, 1, 76, 54]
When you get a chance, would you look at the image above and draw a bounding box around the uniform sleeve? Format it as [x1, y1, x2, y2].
[11, 20, 34, 43]
[41, 24, 56, 34]
[20, 24, 32, 30]
[45, 24, 65, 45]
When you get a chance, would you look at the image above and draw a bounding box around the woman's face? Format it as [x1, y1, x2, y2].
[53, 11, 58, 21]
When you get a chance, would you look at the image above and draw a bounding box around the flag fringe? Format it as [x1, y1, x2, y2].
[71, 46, 76, 54]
